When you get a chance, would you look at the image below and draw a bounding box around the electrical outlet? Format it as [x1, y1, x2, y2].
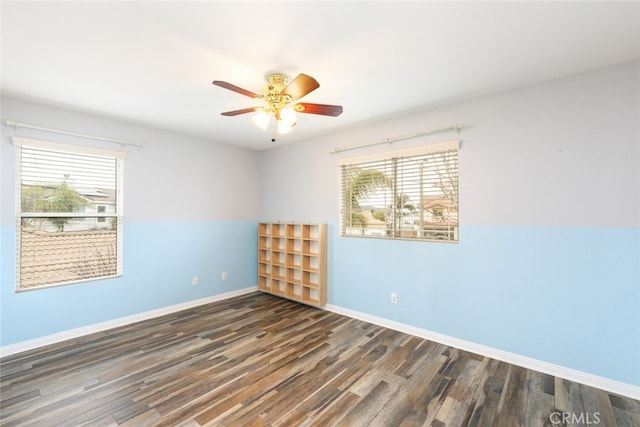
[390, 292, 398, 304]
[221, 272, 228, 280]
[192, 276, 199, 286]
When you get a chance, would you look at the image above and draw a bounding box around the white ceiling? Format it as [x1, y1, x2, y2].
[2, 1, 640, 150]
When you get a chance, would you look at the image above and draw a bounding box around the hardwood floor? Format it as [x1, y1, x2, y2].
[1, 292, 638, 426]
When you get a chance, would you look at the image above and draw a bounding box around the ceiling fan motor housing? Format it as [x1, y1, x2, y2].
[263, 74, 292, 120]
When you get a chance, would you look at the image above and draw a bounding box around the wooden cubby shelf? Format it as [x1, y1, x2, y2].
[257, 222, 327, 307]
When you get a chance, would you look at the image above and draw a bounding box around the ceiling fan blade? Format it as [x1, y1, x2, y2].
[280, 74, 320, 101]
[212, 81, 261, 99]
[294, 103, 343, 117]
[221, 107, 259, 116]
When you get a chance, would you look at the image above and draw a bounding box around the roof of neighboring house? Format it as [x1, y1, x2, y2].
[77, 188, 116, 203]
[420, 195, 456, 210]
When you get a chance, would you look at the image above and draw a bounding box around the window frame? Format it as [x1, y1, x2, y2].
[13, 137, 125, 291]
[337, 140, 459, 243]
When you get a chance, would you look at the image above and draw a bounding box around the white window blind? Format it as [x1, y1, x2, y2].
[339, 141, 459, 242]
[14, 137, 125, 290]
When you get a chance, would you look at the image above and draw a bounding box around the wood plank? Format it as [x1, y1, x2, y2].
[495, 364, 528, 427]
[524, 370, 555, 427]
[581, 384, 618, 427]
[466, 358, 511, 426]
[368, 344, 448, 426]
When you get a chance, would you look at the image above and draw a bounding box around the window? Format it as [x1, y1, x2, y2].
[339, 140, 459, 242]
[14, 137, 125, 290]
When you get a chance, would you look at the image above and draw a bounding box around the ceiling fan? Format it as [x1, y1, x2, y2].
[212, 73, 343, 134]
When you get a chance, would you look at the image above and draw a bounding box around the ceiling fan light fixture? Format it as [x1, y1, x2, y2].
[252, 109, 271, 131]
[279, 107, 297, 127]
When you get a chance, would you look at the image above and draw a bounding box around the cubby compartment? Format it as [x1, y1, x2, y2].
[272, 237, 286, 251]
[286, 267, 301, 284]
[286, 224, 302, 238]
[301, 256, 320, 273]
[271, 223, 285, 237]
[257, 222, 326, 307]
[258, 275, 271, 291]
[287, 253, 301, 268]
[270, 280, 286, 296]
[258, 223, 270, 236]
[272, 250, 285, 266]
[301, 287, 320, 305]
[302, 224, 324, 239]
[286, 238, 301, 253]
[302, 239, 319, 255]
[258, 249, 270, 263]
[258, 236, 270, 249]
[286, 283, 302, 300]
[258, 263, 271, 276]
[272, 265, 286, 281]
[302, 271, 319, 286]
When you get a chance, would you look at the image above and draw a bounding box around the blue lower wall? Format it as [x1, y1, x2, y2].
[330, 223, 640, 386]
[0, 220, 258, 346]
[2, 220, 638, 387]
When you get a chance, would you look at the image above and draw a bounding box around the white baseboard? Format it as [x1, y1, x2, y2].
[324, 304, 640, 401]
[0, 286, 258, 358]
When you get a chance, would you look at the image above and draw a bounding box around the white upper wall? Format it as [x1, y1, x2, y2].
[1, 96, 260, 224]
[2, 60, 639, 228]
[259, 60, 640, 228]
